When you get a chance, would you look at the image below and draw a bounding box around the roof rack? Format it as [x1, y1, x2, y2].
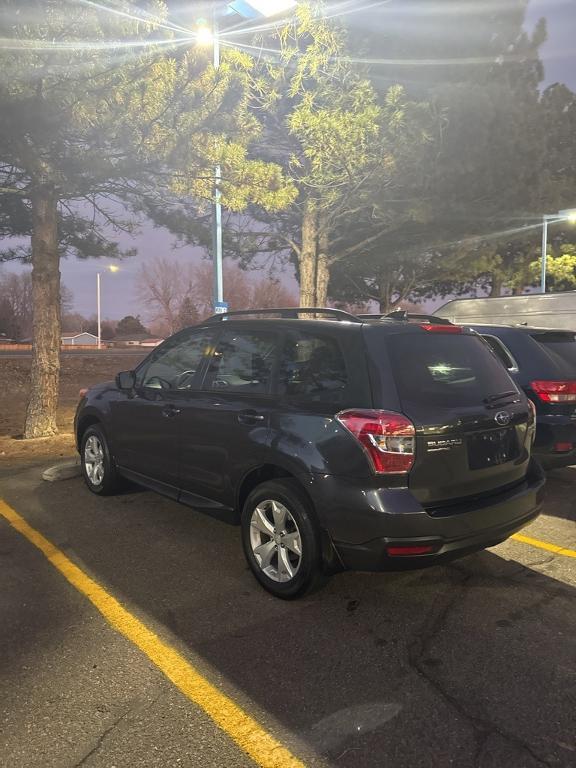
[357, 311, 454, 326]
[205, 307, 362, 323]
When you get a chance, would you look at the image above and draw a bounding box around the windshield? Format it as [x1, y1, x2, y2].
[388, 333, 518, 408]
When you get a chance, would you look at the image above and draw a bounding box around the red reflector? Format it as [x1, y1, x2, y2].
[387, 545, 436, 556]
[531, 380, 576, 403]
[336, 409, 415, 474]
[554, 442, 573, 453]
[420, 324, 462, 334]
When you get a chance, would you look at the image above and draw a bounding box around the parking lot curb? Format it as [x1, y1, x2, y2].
[42, 461, 81, 483]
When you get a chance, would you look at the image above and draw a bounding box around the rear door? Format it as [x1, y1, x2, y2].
[177, 326, 279, 510]
[384, 330, 534, 505]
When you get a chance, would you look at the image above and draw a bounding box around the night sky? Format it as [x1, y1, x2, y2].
[527, 0, 576, 89]
[2, 0, 576, 322]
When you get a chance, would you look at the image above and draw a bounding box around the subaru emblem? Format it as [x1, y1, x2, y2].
[495, 411, 511, 426]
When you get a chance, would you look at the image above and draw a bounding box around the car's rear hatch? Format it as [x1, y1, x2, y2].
[379, 327, 534, 506]
[525, 330, 576, 416]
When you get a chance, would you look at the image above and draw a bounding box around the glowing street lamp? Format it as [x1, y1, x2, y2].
[560, 208, 576, 225]
[197, 0, 297, 313]
[195, 24, 215, 46]
[97, 265, 119, 349]
[541, 208, 576, 293]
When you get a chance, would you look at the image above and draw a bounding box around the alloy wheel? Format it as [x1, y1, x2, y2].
[249, 499, 303, 582]
[84, 434, 105, 486]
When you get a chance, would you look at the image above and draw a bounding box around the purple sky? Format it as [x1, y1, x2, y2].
[2, 0, 576, 321]
[526, 0, 576, 90]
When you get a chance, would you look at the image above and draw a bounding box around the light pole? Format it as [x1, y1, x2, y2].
[197, 0, 297, 313]
[212, 8, 224, 313]
[97, 265, 119, 349]
[541, 208, 576, 293]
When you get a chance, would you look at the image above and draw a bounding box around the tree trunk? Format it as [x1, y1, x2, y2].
[299, 200, 318, 308]
[24, 186, 61, 438]
[378, 279, 392, 314]
[315, 253, 329, 309]
[316, 215, 330, 307]
[490, 274, 503, 297]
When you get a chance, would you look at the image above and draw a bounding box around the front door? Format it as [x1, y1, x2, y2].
[109, 328, 216, 492]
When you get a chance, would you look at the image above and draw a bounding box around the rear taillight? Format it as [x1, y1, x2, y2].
[336, 409, 416, 474]
[530, 381, 576, 403]
[554, 442, 573, 453]
[419, 324, 462, 334]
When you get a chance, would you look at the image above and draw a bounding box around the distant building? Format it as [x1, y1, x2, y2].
[61, 332, 99, 346]
[109, 333, 164, 348]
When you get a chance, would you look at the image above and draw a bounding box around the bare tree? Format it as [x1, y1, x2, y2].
[0, 272, 33, 338]
[136, 256, 298, 327]
[0, 271, 74, 339]
[250, 277, 297, 308]
[136, 257, 195, 335]
[191, 262, 256, 318]
[60, 284, 74, 315]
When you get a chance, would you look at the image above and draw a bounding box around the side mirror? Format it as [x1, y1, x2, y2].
[116, 370, 136, 391]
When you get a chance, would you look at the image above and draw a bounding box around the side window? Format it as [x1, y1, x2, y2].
[482, 335, 517, 370]
[278, 332, 348, 401]
[140, 330, 215, 390]
[203, 330, 276, 394]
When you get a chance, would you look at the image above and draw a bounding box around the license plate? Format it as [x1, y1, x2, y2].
[468, 428, 519, 470]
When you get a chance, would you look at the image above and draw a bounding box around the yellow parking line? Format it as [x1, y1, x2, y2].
[512, 533, 576, 559]
[0, 498, 306, 768]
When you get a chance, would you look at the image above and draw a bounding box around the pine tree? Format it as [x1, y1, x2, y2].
[0, 0, 295, 436]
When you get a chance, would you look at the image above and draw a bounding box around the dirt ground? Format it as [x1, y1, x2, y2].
[0, 353, 146, 462]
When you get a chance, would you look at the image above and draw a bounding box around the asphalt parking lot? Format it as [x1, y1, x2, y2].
[1, 461, 575, 768]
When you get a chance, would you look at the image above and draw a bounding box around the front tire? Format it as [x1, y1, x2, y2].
[241, 479, 326, 599]
[80, 424, 121, 496]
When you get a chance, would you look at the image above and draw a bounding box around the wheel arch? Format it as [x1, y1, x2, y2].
[237, 464, 304, 515]
[237, 464, 342, 572]
[76, 413, 102, 451]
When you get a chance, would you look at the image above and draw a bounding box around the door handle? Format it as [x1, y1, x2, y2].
[162, 404, 181, 419]
[238, 410, 265, 425]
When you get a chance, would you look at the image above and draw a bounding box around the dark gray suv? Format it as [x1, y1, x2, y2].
[75, 309, 544, 598]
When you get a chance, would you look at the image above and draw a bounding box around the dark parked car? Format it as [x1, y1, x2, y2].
[468, 324, 576, 468]
[75, 309, 544, 598]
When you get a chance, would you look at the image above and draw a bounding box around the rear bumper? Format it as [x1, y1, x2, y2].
[307, 460, 545, 572]
[534, 414, 576, 469]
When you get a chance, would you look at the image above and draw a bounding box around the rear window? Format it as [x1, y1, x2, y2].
[387, 333, 518, 407]
[530, 332, 576, 371]
[278, 331, 348, 403]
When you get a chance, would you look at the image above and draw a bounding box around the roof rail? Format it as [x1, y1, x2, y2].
[205, 307, 362, 323]
[357, 311, 454, 326]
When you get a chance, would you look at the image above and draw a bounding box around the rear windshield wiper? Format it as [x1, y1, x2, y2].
[484, 391, 518, 404]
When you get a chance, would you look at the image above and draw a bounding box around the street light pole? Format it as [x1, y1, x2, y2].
[97, 272, 101, 350]
[541, 215, 550, 295]
[96, 265, 119, 349]
[198, 0, 297, 313]
[212, 9, 224, 311]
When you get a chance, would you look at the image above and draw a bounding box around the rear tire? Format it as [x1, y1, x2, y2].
[80, 424, 122, 496]
[241, 479, 326, 599]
